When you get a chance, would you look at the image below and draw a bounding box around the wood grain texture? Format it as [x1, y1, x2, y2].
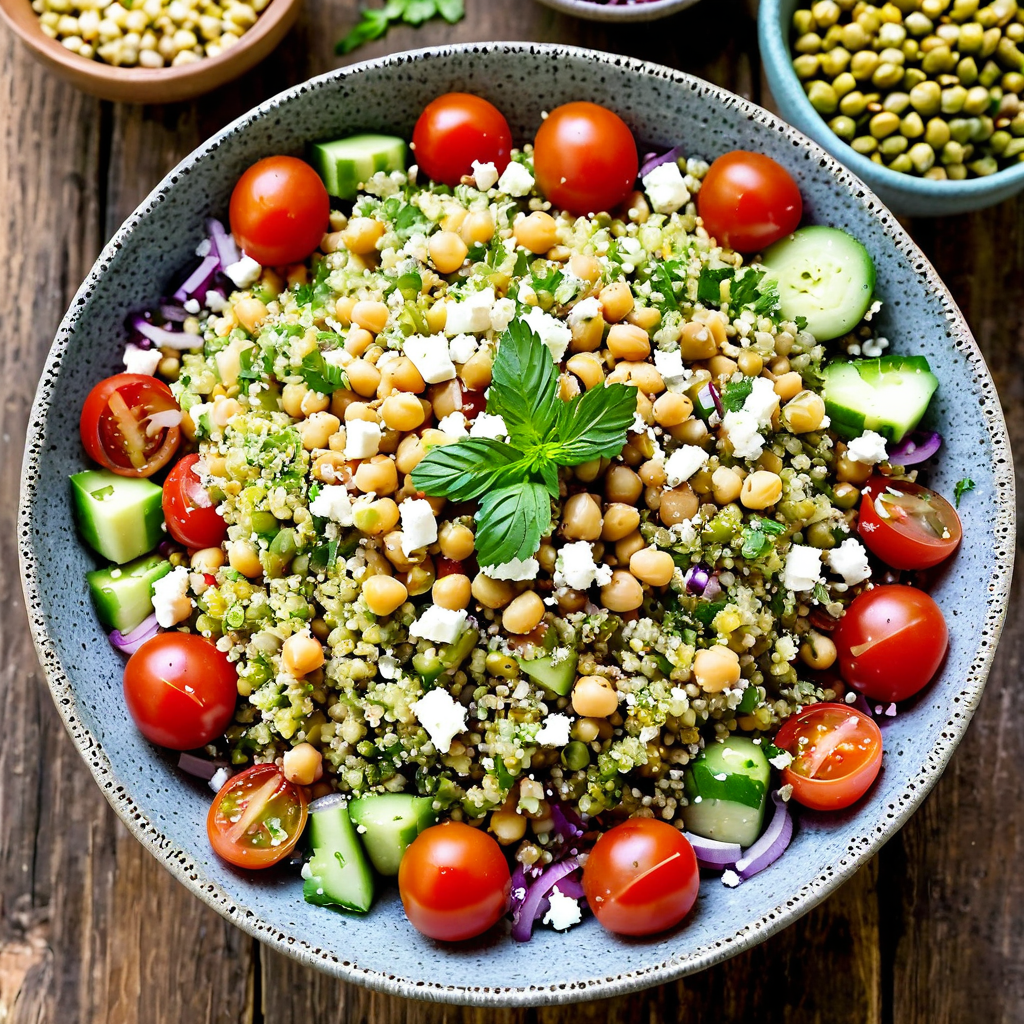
[0, 0, 1019, 1021]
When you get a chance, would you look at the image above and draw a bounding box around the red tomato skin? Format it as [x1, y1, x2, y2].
[533, 102, 639, 216]
[858, 477, 962, 570]
[229, 156, 330, 267]
[697, 151, 802, 252]
[833, 585, 948, 703]
[412, 94, 513, 187]
[124, 633, 238, 750]
[776, 704, 883, 811]
[398, 822, 511, 941]
[163, 454, 227, 550]
[582, 819, 699, 937]
[80, 373, 180, 478]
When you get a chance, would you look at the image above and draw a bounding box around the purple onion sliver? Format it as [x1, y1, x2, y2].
[708, 381, 723, 417]
[887, 430, 942, 466]
[129, 314, 199, 351]
[553, 877, 586, 900]
[158, 302, 191, 323]
[207, 217, 239, 267]
[108, 613, 159, 655]
[683, 565, 711, 595]
[638, 143, 687, 180]
[510, 857, 580, 942]
[173, 253, 221, 302]
[177, 752, 220, 781]
[684, 832, 742, 869]
[702, 575, 723, 602]
[735, 792, 794, 880]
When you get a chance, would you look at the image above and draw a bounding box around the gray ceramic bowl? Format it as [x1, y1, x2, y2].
[759, 0, 1024, 216]
[18, 43, 1015, 1007]
[535, 0, 700, 21]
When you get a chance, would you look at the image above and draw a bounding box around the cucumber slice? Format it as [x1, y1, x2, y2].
[70, 470, 164, 564]
[348, 793, 437, 876]
[517, 650, 579, 697]
[87, 553, 172, 633]
[308, 134, 407, 200]
[302, 796, 374, 913]
[761, 226, 876, 341]
[682, 736, 770, 847]
[822, 354, 939, 442]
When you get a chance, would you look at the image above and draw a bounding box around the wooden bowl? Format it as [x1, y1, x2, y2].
[0, 0, 301, 103]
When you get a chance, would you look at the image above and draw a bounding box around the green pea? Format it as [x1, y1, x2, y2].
[942, 84, 968, 113]
[903, 67, 928, 89]
[908, 141, 938, 171]
[291, 553, 309, 576]
[926, 116, 953, 146]
[871, 110, 902, 137]
[976, 3, 1000, 28]
[970, 154, 1000, 173]
[903, 38, 921, 61]
[793, 53, 822, 79]
[806, 521, 837, 549]
[910, 79, 943, 115]
[793, 9, 816, 35]
[839, 89, 867, 115]
[888, 153, 915, 172]
[841, 21, 870, 50]
[990, 0, 1019, 26]
[948, 116, 976, 141]
[873, 62, 906, 89]
[823, 23, 846, 49]
[851, 49, 881, 80]
[833, 71, 857, 97]
[857, 9, 882, 34]
[924, 164, 949, 179]
[923, 45, 956, 74]
[950, 0, 980, 20]
[883, 90, 912, 114]
[1011, 112, 1024, 135]
[989, 128, 1013, 153]
[851, 135, 878, 155]
[561, 741, 590, 772]
[973, 114, 995, 140]
[1008, 23, 1024, 44]
[881, 133, 910, 154]
[878, 22, 908, 47]
[808, 80, 840, 113]
[942, 139, 967, 163]
[921, 0, 948, 15]
[795, 32, 824, 54]
[936, 23, 962, 46]
[820, 47, 852, 77]
[1004, 71, 1024, 93]
[957, 21, 985, 53]
[829, 114, 859, 140]
[997, 37, 1024, 71]
[905, 11, 935, 36]
[1004, 136, 1024, 155]
[958, 55, 980, 84]
[891, 0, 920, 12]
[947, 161, 969, 179]
[980, 58, 1004, 86]
[879, 46, 907, 67]
[901, 110, 926, 136]
[981, 29, 1002, 60]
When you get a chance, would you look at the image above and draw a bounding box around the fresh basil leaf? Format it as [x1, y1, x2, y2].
[411, 439, 528, 502]
[435, 0, 464, 20]
[402, 0, 438, 24]
[697, 266, 734, 305]
[336, 8, 390, 53]
[538, 459, 560, 499]
[721, 378, 754, 413]
[474, 482, 551, 567]
[488, 319, 560, 446]
[547, 383, 638, 466]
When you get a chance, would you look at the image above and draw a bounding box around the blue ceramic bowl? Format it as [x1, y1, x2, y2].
[18, 43, 1015, 1006]
[759, 0, 1024, 216]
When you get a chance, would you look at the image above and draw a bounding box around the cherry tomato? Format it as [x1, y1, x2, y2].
[80, 373, 180, 478]
[833, 585, 948, 703]
[533, 102, 639, 216]
[582, 818, 699, 937]
[398, 822, 511, 941]
[207, 764, 308, 869]
[229, 156, 330, 267]
[123, 633, 238, 750]
[460, 388, 488, 418]
[412, 93, 513, 187]
[163, 453, 227, 550]
[775, 704, 883, 811]
[858, 477, 961, 570]
[697, 151, 803, 252]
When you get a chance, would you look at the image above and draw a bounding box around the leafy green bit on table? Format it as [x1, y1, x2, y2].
[954, 477, 975, 508]
[337, 0, 465, 55]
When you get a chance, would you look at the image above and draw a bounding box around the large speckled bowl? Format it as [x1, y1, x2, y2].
[18, 44, 1015, 1006]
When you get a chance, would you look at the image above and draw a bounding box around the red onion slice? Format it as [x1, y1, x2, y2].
[735, 792, 794, 880]
[129, 314, 196, 351]
[887, 430, 942, 466]
[639, 143, 686, 180]
[173, 253, 221, 303]
[511, 857, 580, 942]
[108, 613, 159, 655]
[207, 217, 239, 268]
[177, 752, 220, 781]
[685, 832, 742, 869]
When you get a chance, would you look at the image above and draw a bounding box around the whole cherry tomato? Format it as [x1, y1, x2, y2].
[412, 93, 513, 187]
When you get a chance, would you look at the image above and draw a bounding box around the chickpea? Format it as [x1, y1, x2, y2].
[773, 371, 804, 401]
[228, 540, 262, 578]
[706, 313, 729, 346]
[561, 492, 603, 541]
[382, 531, 420, 570]
[629, 548, 675, 587]
[190, 547, 225, 573]
[352, 300, 389, 335]
[514, 211, 559, 254]
[737, 349, 764, 376]
[571, 676, 619, 718]
[393, 436, 426, 475]
[281, 382, 308, 419]
[428, 230, 469, 274]
[490, 809, 528, 845]
[340, 217, 384, 255]
[300, 390, 330, 417]
[606, 362, 664, 395]
[669, 417, 709, 446]
[353, 497, 400, 536]
[354, 455, 398, 495]
[769, 356, 790, 375]
[626, 305, 661, 332]
[343, 402, 378, 425]
[652, 391, 693, 427]
[660, 485, 699, 526]
[282, 631, 325, 676]
[426, 572, 471, 612]
[615, 531, 647, 563]
[428, 379, 462, 420]
[604, 465, 643, 505]
[335, 295, 356, 326]
[502, 591, 546, 634]
[569, 253, 602, 284]
[362, 547, 394, 578]
[362, 575, 409, 616]
[377, 393, 423, 433]
[570, 314, 605, 353]
[800, 631, 838, 670]
[833, 481, 861, 509]
[234, 296, 268, 334]
[378, 356, 426, 396]
[740, 470, 783, 510]
[425, 300, 447, 335]
[599, 570, 644, 612]
[757, 449, 784, 475]
[607, 323, 651, 361]
[693, 646, 741, 693]
[558, 588, 589, 613]
[574, 717, 607, 743]
[312, 450, 348, 484]
[471, 572, 516, 609]
[781, 390, 827, 433]
[678, 320, 717, 359]
[460, 350, 493, 391]
[347, 359, 381, 398]
[298, 411, 342, 451]
[711, 465, 744, 504]
[567, 353, 605, 390]
[601, 503, 641, 542]
[575, 458, 603, 483]
[438, 522, 475, 560]
[282, 743, 323, 786]
[638, 459, 667, 488]
[441, 209, 467, 234]
[709, 355, 738, 378]
[836, 453, 873, 485]
[599, 281, 634, 323]
[460, 210, 495, 246]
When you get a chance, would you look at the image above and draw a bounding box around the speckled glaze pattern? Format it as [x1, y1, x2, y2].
[18, 44, 1015, 1007]
[534, 0, 701, 22]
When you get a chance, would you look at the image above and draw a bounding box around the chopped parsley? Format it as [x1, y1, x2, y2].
[954, 477, 975, 508]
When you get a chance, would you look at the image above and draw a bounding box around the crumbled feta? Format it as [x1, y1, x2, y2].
[472, 160, 499, 191]
[345, 419, 382, 460]
[742, 375, 780, 428]
[490, 297, 517, 333]
[208, 767, 232, 793]
[445, 287, 495, 336]
[721, 409, 765, 460]
[411, 685, 468, 754]
[769, 750, 794, 770]
[195, 237, 212, 257]
[404, 334, 456, 384]
[568, 296, 602, 327]
[400, 498, 438, 555]
[522, 305, 572, 362]
[783, 544, 825, 592]
[721, 869, 742, 888]
[664, 445, 708, 487]
[469, 412, 508, 440]
[223, 255, 261, 289]
[183, 298, 201, 315]
[205, 290, 227, 313]
[846, 429, 888, 465]
[653, 349, 686, 381]
[448, 333, 479, 365]
[410, 606, 468, 647]
[639, 725, 660, 745]
[498, 160, 535, 197]
[535, 713, 572, 748]
[152, 566, 191, 628]
[642, 160, 691, 214]
[543, 889, 583, 932]
[123, 344, 162, 376]
[310, 485, 354, 526]
[437, 412, 469, 439]
[827, 538, 872, 585]
[378, 651, 400, 680]
[554, 540, 612, 590]
[487, 557, 539, 581]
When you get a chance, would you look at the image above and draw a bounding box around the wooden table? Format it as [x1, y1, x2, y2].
[1, 1, 1021, 1020]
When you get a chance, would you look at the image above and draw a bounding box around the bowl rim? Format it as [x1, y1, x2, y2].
[17, 41, 1016, 1007]
[758, 0, 1024, 200]
[534, 0, 701, 21]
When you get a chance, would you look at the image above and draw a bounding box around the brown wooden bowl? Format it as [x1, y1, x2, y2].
[0, 0, 301, 103]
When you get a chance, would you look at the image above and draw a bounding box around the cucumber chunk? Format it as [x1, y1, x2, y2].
[516, 650, 579, 697]
[761, 226, 876, 341]
[682, 736, 770, 847]
[822, 354, 939, 442]
[70, 470, 164, 564]
[308, 134, 407, 200]
[87, 553, 172, 633]
[302, 796, 374, 913]
[348, 793, 437, 876]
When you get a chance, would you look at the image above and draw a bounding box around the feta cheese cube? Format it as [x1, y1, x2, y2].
[152, 565, 191, 628]
[411, 685, 468, 754]
[437, 412, 469, 439]
[497, 160, 535, 197]
[783, 544, 824, 592]
[534, 713, 572, 748]
[469, 412, 508, 440]
[642, 161, 691, 214]
[742, 375, 780, 428]
[543, 889, 582, 931]
[554, 541, 612, 590]
[123, 343, 162, 376]
[204, 290, 227, 313]
[487, 557, 539, 581]
[721, 869, 742, 888]
[309, 485, 354, 526]
[444, 287, 495, 336]
[472, 160, 499, 191]
[653, 349, 686, 381]
[664, 445, 708, 487]
[522, 306, 572, 363]
[223, 255, 262, 289]
[568, 296, 602, 327]
[490, 297, 517, 333]
[827, 538, 872, 585]
[344, 419, 382, 460]
[400, 498, 438, 555]
[183, 298, 201, 315]
[410, 607, 469, 647]
[846, 429, 888, 465]
[208, 767, 232, 793]
[403, 334, 456, 384]
[448, 332, 479, 365]
[721, 409, 765, 460]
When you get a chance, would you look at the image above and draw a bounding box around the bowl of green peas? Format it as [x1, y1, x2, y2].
[759, 0, 1024, 215]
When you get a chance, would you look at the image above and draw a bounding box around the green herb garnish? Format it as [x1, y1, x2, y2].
[739, 517, 786, 559]
[336, 0, 465, 55]
[721, 378, 754, 413]
[298, 350, 348, 395]
[953, 477, 975, 508]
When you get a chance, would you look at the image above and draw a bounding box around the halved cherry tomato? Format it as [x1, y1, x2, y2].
[858, 477, 961, 570]
[775, 704, 883, 811]
[80, 373, 180, 477]
[833, 585, 948, 703]
[123, 633, 237, 750]
[533, 102, 639, 216]
[412, 93, 513, 188]
[229, 155, 330, 267]
[697, 151, 802, 252]
[582, 818, 699, 937]
[207, 764, 308, 869]
[163, 453, 227, 550]
[398, 822, 511, 941]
